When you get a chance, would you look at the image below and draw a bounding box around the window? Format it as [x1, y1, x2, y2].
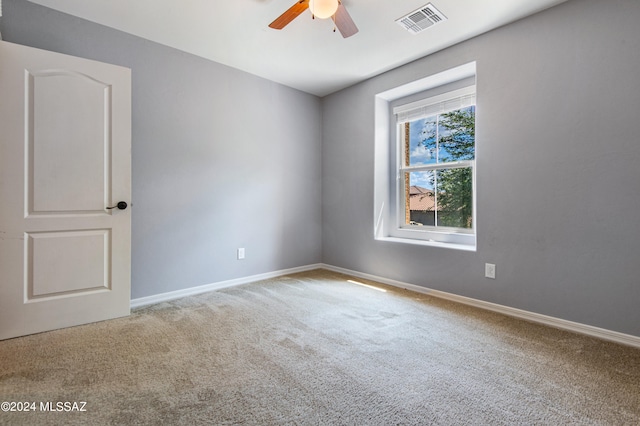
[395, 87, 476, 233]
[374, 63, 477, 250]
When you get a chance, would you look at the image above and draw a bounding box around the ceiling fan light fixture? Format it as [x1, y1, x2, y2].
[309, 0, 339, 20]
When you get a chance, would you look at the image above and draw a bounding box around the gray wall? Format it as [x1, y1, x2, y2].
[322, 0, 640, 336]
[0, 0, 323, 299]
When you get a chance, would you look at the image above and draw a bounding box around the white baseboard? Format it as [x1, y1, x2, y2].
[130, 263, 323, 309]
[321, 264, 640, 349]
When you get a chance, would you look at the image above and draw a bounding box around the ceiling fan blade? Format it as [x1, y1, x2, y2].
[269, 0, 310, 30]
[332, 2, 358, 38]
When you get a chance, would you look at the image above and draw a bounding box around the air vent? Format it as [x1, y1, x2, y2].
[396, 3, 447, 35]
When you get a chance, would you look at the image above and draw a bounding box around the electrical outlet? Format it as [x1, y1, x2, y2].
[237, 248, 245, 260]
[485, 263, 496, 279]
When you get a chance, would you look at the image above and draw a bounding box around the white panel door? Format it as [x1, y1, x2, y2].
[0, 41, 131, 340]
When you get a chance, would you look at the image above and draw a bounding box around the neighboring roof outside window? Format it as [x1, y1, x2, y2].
[409, 185, 435, 211]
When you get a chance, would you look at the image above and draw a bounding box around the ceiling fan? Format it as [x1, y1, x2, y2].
[269, 0, 359, 38]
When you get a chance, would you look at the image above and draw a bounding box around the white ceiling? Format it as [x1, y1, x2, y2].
[27, 0, 568, 97]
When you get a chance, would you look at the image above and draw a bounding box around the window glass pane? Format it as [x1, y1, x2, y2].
[435, 167, 473, 229]
[405, 168, 473, 229]
[409, 117, 437, 166]
[406, 105, 475, 166]
[406, 171, 435, 226]
[438, 106, 475, 162]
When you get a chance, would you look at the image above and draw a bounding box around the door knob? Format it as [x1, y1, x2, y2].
[106, 201, 128, 210]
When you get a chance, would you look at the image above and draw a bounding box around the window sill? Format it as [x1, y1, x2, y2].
[375, 235, 477, 252]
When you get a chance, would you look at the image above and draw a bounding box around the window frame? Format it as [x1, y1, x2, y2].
[394, 86, 476, 239]
[374, 62, 477, 251]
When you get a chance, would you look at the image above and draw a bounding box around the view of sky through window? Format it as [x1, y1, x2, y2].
[408, 106, 475, 190]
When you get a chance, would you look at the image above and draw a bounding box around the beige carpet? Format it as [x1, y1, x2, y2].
[1, 269, 639, 425]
